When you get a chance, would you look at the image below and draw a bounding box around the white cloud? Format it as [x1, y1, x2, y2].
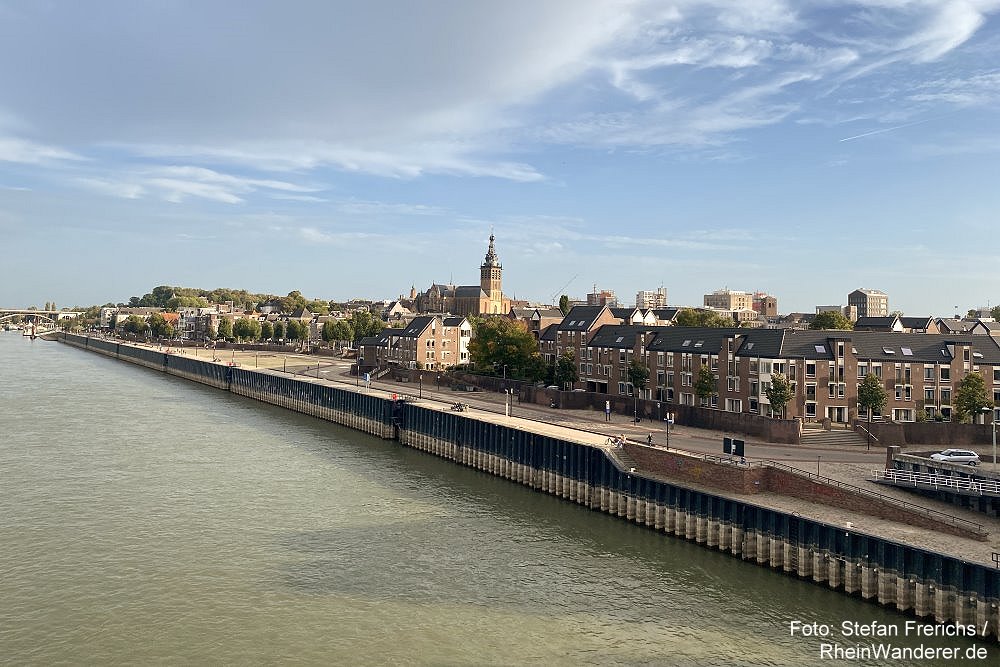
[77, 166, 319, 204]
[0, 136, 83, 165]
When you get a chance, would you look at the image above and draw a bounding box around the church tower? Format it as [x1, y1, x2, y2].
[480, 234, 503, 313]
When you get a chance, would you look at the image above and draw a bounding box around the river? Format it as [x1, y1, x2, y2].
[0, 333, 995, 665]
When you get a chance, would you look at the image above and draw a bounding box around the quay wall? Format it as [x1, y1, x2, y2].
[58, 333, 1000, 640]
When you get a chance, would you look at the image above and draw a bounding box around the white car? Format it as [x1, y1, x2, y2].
[930, 449, 981, 466]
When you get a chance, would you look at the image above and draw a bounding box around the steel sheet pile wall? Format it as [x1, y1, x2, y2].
[398, 402, 999, 639]
[166, 354, 230, 390]
[229, 369, 394, 439]
[117, 344, 167, 371]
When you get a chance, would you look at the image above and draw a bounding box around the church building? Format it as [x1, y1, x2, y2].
[413, 235, 511, 317]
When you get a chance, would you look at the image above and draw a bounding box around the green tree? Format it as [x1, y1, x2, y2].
[810, 311, 854, 330]
[122, 314, 148, 336]
[348, 310, 385, 343]
[148, 312, 175, 339]
[991, 305, 1000, 321]
[558, 295, 570, 316]
[260, 321, 274, 341]
[857, 373, 887, 446]
[284, 319, 301, 341]
[217, 317, 233, 340]
[628, 357, 650, 394]
[233, 317, 261, 342]
[330, 320, 355, 346]
[554, 350, 579, 389]
[694, 364, 717, 405]
[764, 373, 793, 418]
[273, 321, 285, 341]
[676, 308, 732, 328]
[279, 290, 308, 314]
[109, 313, 119, 331]
[321, 320, 338, 347]
[966, 308, 979, 319]
[467, 317, 545, 381]
[954, 371, 992, 423]
[306, 299, 330, 315]
[166, 295, 210, 311]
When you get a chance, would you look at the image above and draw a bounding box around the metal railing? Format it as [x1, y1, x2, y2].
[761, 459, 986, 536]
[873, 469, 1000, 496]
[854, 424, 879, 442]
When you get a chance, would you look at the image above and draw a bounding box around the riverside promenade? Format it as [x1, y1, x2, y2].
[164, 344, 999, 568]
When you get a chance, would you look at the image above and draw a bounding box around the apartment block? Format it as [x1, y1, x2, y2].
[848, 288, 889, 319]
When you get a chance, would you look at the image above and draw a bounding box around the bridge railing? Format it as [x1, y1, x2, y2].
[873, 469, 1000, 496]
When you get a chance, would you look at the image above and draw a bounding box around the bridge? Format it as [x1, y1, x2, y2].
[0, 308, 82, 322]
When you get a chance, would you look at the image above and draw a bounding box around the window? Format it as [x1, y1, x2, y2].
[618, 382, 626, 394]
[857, 363, 868, 379]
[894, 385, 902, 400]
[940, 367, 950, 381]
[806, 384, 816, 401]
[924, 388, 934, 402]
[726, 399, 742, 412]
[805, 402, 816, 417]
[750, 359, 759, 374]
[682, 339, 691, 347]
[924, 366, 934, 381]
[806, 361, 815, 377]
[815, 345, 826, 354]
[694, 340, 704, 348]
[994, 368, 1000, 383]
[882, 347, 895, 355]
[941, 388, 951, 404]
[828, 383, 836, 398]
[745, 342, 754, 351]
[901, 347, 913, 356]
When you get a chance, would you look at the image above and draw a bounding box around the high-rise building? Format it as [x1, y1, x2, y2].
[847, 288, 888, 319]
[752, 292, 778, 318]
[635, 287, 668, 309]
[704, 289, 753, 311]
[587, 287, 618, 307]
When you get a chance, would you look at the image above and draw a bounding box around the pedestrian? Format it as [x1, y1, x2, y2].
[647, 433, 653, 445]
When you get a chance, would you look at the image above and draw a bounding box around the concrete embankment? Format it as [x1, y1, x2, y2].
[59, 333, 1000, 640]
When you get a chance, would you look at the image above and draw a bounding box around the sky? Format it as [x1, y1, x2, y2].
[2, 0, 999, 315]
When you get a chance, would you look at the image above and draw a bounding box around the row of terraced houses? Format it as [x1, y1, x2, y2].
[538, 305, 1000, 425]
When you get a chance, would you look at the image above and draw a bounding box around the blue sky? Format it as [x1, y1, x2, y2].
[2, 1, 999, 315]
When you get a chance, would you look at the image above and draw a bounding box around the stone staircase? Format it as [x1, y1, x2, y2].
[800, 424, 870, 448]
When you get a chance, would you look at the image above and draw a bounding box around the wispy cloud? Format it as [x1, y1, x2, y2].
[77, 166, 319, 204]
[0, 136, 83, 165]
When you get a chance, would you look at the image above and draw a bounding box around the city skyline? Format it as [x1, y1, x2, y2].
[2, 1, 1000, 313]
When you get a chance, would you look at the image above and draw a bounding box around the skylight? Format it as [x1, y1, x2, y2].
[745, 342, 754, 350]
[682, 340, 691, 347]
[883, 347, 895, 354]
[567, 320, 576, 326]
[615, 336, 624, 343]
[814, 345, 826, 353]
[973, 351, 984, 358]
[901, 347, 913, 356]
[694, 340, 704, 348]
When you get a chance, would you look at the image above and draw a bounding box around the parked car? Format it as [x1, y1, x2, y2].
[929, 449, 981, 466]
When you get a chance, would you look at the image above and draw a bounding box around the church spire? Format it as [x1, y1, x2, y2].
[482, 233, 501, 268]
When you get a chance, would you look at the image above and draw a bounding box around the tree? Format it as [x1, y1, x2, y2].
[694, 364, 717, 405]
[764, 373, 792, 418]
[558, 295, 570, 316]
[306, 299, 330, 315]
[330, 320, 355, 346]
[284, 319, 302, 341]
[991, 305, 1000, 321]
[955, 371, 991, 423]
[273, 321, 285, 341]
[857, 373, 887, 447]
[321, 320, 338, 347]
[676, 308, 732, 328]
[554, 350, 579, 389]
[109, 313, 119, 331]
[260, 321, 274, 341]
[627, 357, 650, 422]
[216, 317, 233, 340]
[122, 314, 148, 336]
[348, 310, 385, 343]
[233, 317, 261, 342]
[467, 317, 545, 381]
[148, 312, 175, 339]
[811, 311, 854, 330]
[890, 310, 904, 318]
[966, 308, 979, 319]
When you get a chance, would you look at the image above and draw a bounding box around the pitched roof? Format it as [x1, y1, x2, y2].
[454, 285, 486, 298]
[853, 315, 900, 330]
[398, 316, 436, 338]
[539, 323, 558, 342]
[587, 325, 663, 349]
[899, 316, 933, 329]
[558, 305, 608, 331]
[442, 316, 466, 327]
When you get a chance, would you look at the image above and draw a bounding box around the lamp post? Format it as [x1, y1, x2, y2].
[419, 373, 423, 399]
[992, 413, 997, 468]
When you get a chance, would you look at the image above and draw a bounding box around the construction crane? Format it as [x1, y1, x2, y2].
[550, 274, 579, 306]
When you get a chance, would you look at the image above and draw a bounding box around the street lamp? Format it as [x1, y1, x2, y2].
[419, 373, 423, 399]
